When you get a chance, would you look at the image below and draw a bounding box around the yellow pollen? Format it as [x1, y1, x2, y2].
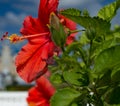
[7, 34, 22, 43]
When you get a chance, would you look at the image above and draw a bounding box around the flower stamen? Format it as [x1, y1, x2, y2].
[1, 32, 49, 43]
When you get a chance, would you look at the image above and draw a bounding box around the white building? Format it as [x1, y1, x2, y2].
[0, 45, 27, 89]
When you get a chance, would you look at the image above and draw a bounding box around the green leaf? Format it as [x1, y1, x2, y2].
[111, 69, 120, 84]
[95, 70, 111, 97]
[82, 9, 90, 17]
[58, 56, 82, 70]
[79, 32, 90, 45]
[64, 42, 82, 55]
[71, 103, 78, 106]
[50, 73, 63, 85]
[51, 88, 81, 106]
[97, 86, 109, 97]
[60, 8, 81, 16]
[63, 42, 87, 65]
[96, 70, 111, 87]
[61, 11, 111, 37]
[94, 45, 120, 74]
[98, 0, 120, 21]
[105, 86, 120, 105]
[63, 70, 89, 86]
[85, 27, 96, 40]
[92, 38, 118, 59]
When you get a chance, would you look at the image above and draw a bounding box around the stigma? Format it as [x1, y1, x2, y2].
[1, 32, 49, 43]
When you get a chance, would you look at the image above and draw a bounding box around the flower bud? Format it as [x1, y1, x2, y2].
[49, 12, 67, 49]
[85, 27, 96, 40]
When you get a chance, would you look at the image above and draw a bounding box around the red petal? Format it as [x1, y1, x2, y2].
[59, 15, 76, 30]
[59, 15, 77, 45]
[20, 16, 50, 44]
[15, 40, 54, 83]
[38, 0, 59, 25]
[27, 86, 49, 106]
[36, 76, 55, 98]
[66, 33, 77, 45]
[20, 16, 45, 35]
[27, 76, 55, 106]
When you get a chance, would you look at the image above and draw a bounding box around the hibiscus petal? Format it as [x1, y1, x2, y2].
[20, 16, 44, 35]
[27, 86, 49, 106]
[20, 16, 50, 44]
[27, 76, 55, 106]
[15, 40, 53, 83]
[38, 0, 59, 25]
[36, 76, 55, 98]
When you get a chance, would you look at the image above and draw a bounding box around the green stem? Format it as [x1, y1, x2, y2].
[87, 39, 93, 67]
[93, 85, 103, 106]
[70, 29, 85, 33]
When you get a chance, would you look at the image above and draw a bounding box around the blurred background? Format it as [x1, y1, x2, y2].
[0, 0, 120, 105]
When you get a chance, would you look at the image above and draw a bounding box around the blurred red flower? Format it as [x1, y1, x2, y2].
[15, 0, 76, 83]
[27, 75, 55, 106]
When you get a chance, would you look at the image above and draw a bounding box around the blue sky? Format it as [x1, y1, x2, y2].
[0, 0, 119, 54]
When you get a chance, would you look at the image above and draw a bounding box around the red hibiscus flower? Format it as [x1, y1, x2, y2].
[9, 0, 76, 83]
[27, 75, 55, 106]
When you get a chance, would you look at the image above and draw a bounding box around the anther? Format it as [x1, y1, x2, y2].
[0, 32, 8, 41]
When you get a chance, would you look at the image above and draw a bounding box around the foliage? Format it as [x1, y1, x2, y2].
[48, 0, 120, 105]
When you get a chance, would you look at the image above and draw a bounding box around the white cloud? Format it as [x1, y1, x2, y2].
[11, 0, 40, 15]
[12, 4, 39, 15]
[5, 12, 26, 25]
[0, 12, 26, 29]
[0, 12, 26, 36]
